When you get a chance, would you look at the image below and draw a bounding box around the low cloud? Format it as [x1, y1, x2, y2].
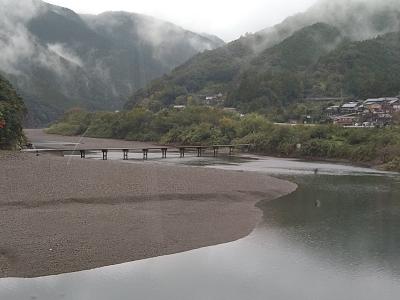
[47, 43, 83, 67]
[0, 0, 42, 74]
[0, 0, 84, 79]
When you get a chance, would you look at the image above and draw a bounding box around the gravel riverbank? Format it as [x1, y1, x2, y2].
[0, 130, 296, 278]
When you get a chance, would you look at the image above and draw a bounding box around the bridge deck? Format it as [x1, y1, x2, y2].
[23, 144, 252, 160]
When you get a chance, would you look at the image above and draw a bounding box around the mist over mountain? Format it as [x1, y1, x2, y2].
[127, 0, 400, 110]
[226, 23, 345, 112]
[226, 27, 400, 113]
[0, 0, 224, 126]
[258, 0, 400, 45]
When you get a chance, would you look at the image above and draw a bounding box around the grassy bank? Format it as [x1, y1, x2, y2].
[47, 107, 400, 172]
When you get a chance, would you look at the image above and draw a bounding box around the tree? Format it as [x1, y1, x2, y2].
[0, 76, 26, 149]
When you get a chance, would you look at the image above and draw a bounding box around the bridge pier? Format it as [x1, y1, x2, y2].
[197, 147, 202, 157]
[143, 149, 148, 160]
[102, 150, 108, 160]
[80, 150, 86, 158]
[123, 149, 129, 160]
[179, 148, 185, 158]
[161, 148, 167, 158]
[213, 146, 219, 157]
[229, 146, 234, 156]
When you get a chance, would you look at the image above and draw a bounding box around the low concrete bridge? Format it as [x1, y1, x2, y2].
[23, 144, 252, 160]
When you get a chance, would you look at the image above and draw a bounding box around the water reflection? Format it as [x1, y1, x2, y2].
[1, 157, 399, 300]
[259, 175, 400, 277]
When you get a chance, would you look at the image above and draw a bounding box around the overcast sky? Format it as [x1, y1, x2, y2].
[44, 0, 318, 41]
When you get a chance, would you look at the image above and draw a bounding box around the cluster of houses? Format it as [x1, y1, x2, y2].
[204, 93, 224, 105]
[325, 97, 400, 127]
[173, 93, 225, 110]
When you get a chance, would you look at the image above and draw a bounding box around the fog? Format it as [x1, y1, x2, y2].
[2, 0, 398, 76]
[0, 0, 230, 125]
[44, 0, 319, 41]
[308, 0, 400, 40]
[1, 0, 400, 126]
[0, 0, 41, 74]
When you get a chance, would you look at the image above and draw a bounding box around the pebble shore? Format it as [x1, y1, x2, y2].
[0, 130, 296, 278]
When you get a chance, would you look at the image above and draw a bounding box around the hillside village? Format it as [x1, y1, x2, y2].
[172, 93, 400, 128]
[325, 97, 400, 127]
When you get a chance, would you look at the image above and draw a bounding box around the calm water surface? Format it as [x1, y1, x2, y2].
[1, 155, 400, 300]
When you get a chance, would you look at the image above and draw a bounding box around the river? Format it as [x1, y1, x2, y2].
[1, 155, 399, 300]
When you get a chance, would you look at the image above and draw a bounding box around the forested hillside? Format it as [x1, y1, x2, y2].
[126, 0, 400, 111]
[226, 23, 344, 112]
[228, 29, 400, 113]
[0, 0, 224, 126]
[309, 31, 400, 98]
[0, 76, 26, 149]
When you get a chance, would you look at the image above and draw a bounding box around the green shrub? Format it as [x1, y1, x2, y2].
[48, 106, 400, 172]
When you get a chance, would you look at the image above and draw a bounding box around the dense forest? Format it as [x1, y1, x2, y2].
[226, 23, 345, 113]
[0, 75, 26, 149]
[48, 106, 400, 171]
[309, 31, 400, 98]
[228, 29, 400, 113]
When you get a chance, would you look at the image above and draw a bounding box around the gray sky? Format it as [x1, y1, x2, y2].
[45, 0, 318, 41]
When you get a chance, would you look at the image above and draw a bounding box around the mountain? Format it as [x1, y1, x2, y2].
[226, 23, 345, 112]
[250, 23, 344, 72]
[0, 75, 26, 149]
[199, 33, 225, 46]
[308, 31, 400, 99]
[227, 27, 400, 112]
[126, 0, 400, 110]
[0, 0, 224, 126]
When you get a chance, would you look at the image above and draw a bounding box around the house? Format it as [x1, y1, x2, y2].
[325, 105, 340, 116]
[364, 97, 399, 113]
[223, 107, 238, 113]
[368, 103, 383, 112]
[334, 116, 357, 126]
[204, 93, 224, 105]
[341, 102, 360, 114]
[372, 113, 393, 127]
[173, 105, 186, 110]
[388, 99, 400, 112]
[364, 99, 383, 112]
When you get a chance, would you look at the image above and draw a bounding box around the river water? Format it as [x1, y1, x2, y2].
[1, 155, 400, 300]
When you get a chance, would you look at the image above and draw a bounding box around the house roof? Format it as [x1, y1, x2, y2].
[342, 102, 359, 108]
[334, 115, 357, 120]
[326, 105, 340, 110]
[364, 98, 384, 104]
[364, 97, 399, 104]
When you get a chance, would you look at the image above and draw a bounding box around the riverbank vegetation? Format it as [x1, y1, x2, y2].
[0, 76, 26, 150]
[47, 106, 400, 171]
